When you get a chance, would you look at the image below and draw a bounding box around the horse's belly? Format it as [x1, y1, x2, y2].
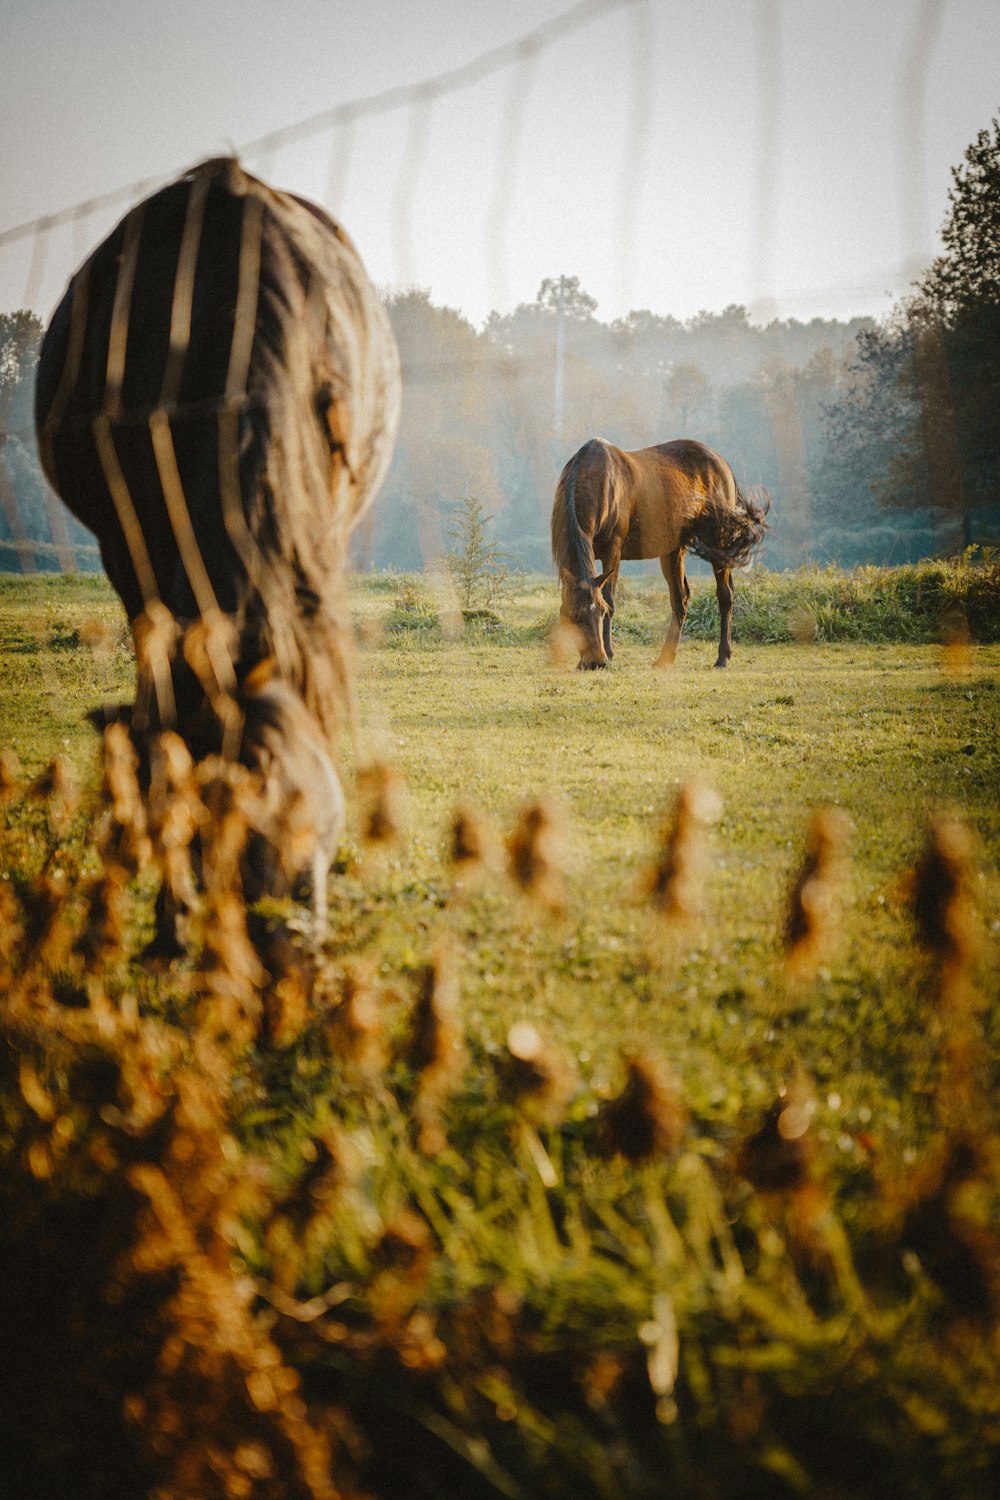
[621, 487, 678, 559]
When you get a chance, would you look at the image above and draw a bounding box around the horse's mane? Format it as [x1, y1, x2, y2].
[551, 440, 601, 582]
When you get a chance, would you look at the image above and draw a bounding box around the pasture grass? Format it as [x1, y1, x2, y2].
[1, 564, 999, 1499]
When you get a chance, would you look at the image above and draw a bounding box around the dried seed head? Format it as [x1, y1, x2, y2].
[0, 878, 24, 963]
[404, 954, 465, 1152]
[448, 801, 500, 874]
[265, 972, 310, 1049]
[22, 866, 73, 970]
[181, 609, 239, 704]
[507, 796, 566, 913]
[328, 967, 386, 1073]
[100, 722, 151, 871]
[897, 1135, 1000, 1324]
[27, 756, 81, 826]
[912, 813, 976, 969]
[0, 749, 23, 802]
[784, 807, 852, 978]
[373, 1208, 433, 1280]
[147, 732, 204, 861]
[597, 1055, 688, 1162]
[646, 780, 721, 922]
[77, 865, 130, 967]
[280, 1135, 345, 1225]
[498, 1021, 572, 1121]
[405, 954, 463, 1081]
[197, 758, 258, 895]
[132, 602, 181, 725]
[737, 1085, 816, 1195]
[198, 891, 267, 1013]
[357, 760, 408, 844]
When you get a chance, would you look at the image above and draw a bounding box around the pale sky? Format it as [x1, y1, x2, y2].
[1, 0, 998, 329]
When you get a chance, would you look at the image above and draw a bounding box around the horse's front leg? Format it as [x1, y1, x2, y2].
[598, 557, 620, 660]
[713, 565, 734, 668]
[654, 549, 689, 667]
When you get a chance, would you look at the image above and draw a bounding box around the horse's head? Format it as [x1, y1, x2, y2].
[559, 568, 611, 669]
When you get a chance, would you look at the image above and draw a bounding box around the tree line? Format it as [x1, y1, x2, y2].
[3, 112, 999, 576]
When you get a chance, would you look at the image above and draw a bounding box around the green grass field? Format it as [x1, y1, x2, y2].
[1, 566, 999, 1499]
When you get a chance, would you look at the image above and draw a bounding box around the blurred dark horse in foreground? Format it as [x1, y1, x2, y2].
[552, 437, 768, 669]
[35, 157, 400, 929]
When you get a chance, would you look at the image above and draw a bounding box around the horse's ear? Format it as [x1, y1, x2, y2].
[559, 566, 573, 585]
[593, 569, 611, 588]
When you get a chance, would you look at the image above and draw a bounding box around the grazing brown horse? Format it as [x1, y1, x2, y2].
[35, 157, 400, 928]
[552, 437, 768, 669]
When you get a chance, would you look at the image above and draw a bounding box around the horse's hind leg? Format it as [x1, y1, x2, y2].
[654, 549, 688, 668]
[713, 565, 734, 668]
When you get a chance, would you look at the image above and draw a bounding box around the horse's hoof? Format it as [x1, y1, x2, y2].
[712, 659, 730, 670]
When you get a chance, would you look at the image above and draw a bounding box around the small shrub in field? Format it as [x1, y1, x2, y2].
[685, 558, 1000, 645]
[444, 494, 519, 614]
[384, 578, 440, 636]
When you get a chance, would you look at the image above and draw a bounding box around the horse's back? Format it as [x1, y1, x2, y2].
[641, 439, 736, 500]
[612, 440, 733, 560]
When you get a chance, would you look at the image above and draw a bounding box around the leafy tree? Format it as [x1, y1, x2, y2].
[662, 361, 710, 432]
[536, 275, 598, 321]
[0, 310, 43, 437]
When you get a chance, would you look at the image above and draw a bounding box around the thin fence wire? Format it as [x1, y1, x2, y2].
[0, 0, 958, 574]
[898, 0, 948, 289]
[748, 0, 783, 324]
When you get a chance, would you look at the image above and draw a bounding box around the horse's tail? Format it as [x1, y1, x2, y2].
[689, 483, 771, 570]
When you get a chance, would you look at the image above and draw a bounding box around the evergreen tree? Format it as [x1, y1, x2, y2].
[915, 114, 1000, 520]
[818, 112, 1000, 551]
